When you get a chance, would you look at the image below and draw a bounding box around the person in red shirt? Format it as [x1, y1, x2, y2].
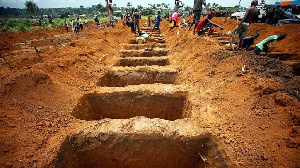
[195, 14, 223, 35]
[170, 12, 180, 29]
[32, 22, 36, 27]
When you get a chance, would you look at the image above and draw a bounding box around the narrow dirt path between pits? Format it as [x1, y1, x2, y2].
[0, 18, 299, 168]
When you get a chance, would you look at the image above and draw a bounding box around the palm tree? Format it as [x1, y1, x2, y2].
[205, 3, 211, 9]
[127, 2, 132, 9]
[149, 4, 156, 10]
[212, 3, 219, 8]
[137, 5, 143, 11]
[25, 0, 39, 15]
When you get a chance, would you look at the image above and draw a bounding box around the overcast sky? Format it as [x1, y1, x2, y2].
[0, 0, 278, 8]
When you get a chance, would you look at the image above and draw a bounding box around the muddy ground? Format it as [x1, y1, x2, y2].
[0, 18, 299, 167]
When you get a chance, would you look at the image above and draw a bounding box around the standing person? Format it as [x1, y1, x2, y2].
[132, 9, 141, 35]
[192, 0, 206, 34]
[254, 33, 286, 56]
[94, 16, 99, 27]
[148, 14, 151, 27]
[84, 18, 88, 27]
[64, 19, 69, 33]
[125, 13, 130, 26]
[153, 10, 162, 33]
[129, 9, 135, 33]
[174, 0, 183, 13]
[235, 1, 259, 49]
[120, 13, 123, 20]
[71, 19, 74, 32]
[107, 0, 114, 27]
[38, 17, 42, 26]
[48, 17, 52, 24]
[74, 19, 79, 34]
[78, 17, 83, 31]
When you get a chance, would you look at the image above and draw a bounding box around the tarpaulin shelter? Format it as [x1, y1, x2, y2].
[274, 0, 300, 6]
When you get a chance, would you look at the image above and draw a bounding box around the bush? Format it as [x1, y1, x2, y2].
[0, 25, 9, 32]
[6, 20, 18, 27]
[18, 23, 28, 31]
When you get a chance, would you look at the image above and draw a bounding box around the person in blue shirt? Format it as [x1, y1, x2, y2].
[153, 11, 162, 33]
[254, 33, 286, 56]
[242, 33, 259, 50]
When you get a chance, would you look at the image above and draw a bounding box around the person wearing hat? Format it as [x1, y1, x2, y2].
[254, 33, 286, 56]
[236, 1, 259, 49]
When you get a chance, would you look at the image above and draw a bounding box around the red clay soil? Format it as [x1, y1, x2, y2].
[0, 18, 299, 167]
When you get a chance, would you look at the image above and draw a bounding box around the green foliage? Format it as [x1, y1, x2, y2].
[60, 12, 71, 19]
[18, 23, 28, 31]
[3, 19, 33, 32]
[96, 3, 108, 13]
[141, 9, 154, 16]
[6, 20, 19, 27]
[0, 26, 10, 32]
[25, 0, 39, 14]
[184, 6, 193, 12]
[0, 18, 62, 33]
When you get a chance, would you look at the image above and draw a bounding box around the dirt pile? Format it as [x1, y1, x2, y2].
[162, 18, 300, 167]
[0, 18, 299, 167]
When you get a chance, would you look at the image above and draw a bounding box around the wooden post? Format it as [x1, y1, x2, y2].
[34, 47, 43, 62]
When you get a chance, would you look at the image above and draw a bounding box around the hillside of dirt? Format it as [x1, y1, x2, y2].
[0, 18, 299, 167]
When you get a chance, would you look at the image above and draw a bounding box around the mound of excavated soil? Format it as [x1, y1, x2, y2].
[0, 18, 299, 168]
[0, 69, 51, 95]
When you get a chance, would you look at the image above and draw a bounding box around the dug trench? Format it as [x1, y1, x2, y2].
[1, 18, 299, 168]
[72, 90, 187, 121]
[50, 25, 232, 167]
[118, 44, 169, 67]
[50, 133, 228, 168]
[97, 66, 177, 87]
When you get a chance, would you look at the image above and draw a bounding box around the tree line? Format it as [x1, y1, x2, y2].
[0, 0, 239, 18]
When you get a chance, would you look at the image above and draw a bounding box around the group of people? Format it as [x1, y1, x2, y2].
[229, 0, 286, 55]
[64, 18, 88, 34]
[187, 0, 286, 56]
[68, 0, 286, 56]
[31, 17, 54, 27]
